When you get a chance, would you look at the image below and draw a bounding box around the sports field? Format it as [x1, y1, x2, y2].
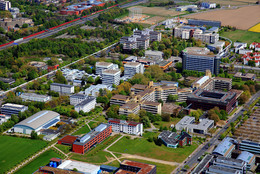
[187, 6, 260, 30]
[0, 136, 47, 173]
[108, 136, 199, 163]
[15, 150, 63, 174]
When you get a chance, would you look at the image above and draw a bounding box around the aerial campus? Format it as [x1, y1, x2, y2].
[0, 0, 259, 174]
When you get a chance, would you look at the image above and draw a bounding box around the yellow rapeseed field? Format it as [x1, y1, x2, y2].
[249, 23, 260, 33]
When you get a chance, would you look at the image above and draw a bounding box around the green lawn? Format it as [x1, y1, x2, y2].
[119, 158, 176, 174]
[15, 149, 64, 174]
[72, 124, 91, 135]
[0, 136, 47, 173]
[220, 30, 260, 44]
[108, 136, 198, 163]
[55, 144, 71, 154]
[153, 118, 181, 129]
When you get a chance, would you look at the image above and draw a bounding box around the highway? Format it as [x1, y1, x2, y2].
[0, 0, 147, 51]
[175, 90, 260, 173]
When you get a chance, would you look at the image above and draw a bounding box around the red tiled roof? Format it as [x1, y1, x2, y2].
[108, 119, 140, 127]
[58, 135, 77, 144]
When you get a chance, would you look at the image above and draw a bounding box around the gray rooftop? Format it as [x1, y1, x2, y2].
[212, 137, 234, 156]
[237, 151, 254, 164]
[14, 110, 60, 130]
[75, 96, 96, 107]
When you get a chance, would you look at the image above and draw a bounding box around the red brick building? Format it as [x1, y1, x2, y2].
[58, 135, 78, 146]
[72, 124, 112, 154]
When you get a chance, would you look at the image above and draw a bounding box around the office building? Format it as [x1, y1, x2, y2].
[213, 156, 246, 173]
[237, 151, 255, 170]
[102, 69, 120, 86]
[233, 72, 256, 81]
[239, 140, 260, 155]
[110, 94, 131, 106]
[192, 154, 214, 174]
[70, 93, 88, 106]
[131, 84, 148, 94]
[50, 83, 74, 94]
[158, 131, 192, 148]
[74, 96, 96, 113]
[175, 116, 214, 134]
[13, 110, 60, 135]
[9, 7, 19, 18]
[0, 0, 11, 10]
[85, 84, 113, 97]
[188, 19, 221, 27]
[136, 89, 155, 102]
[212, 137, 235, 157]
[108, 118, 143, 136]
[145, 50, 163, 60]
[115, 160, 156, 174]
[95, 62, 114, 75]
[119, 102, 140, 116]
[154, 85, 178, 102]
[0, 114, 11, 125]
[177, 88, 193, 102]
[140, 101, 162, 115]
[187, 89, 237, 113]
[1, 103, 28, 116]
[124, 62, 144, 78]
[72, 124, 112, 154]
[182, 47, 220, 75]
[20, 93, 51, 102]
[201, 2, 216, 8]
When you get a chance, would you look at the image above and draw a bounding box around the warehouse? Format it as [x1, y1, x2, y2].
[13, 110, 60, 134]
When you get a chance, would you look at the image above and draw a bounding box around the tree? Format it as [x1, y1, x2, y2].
[31, 131, 39, 139]
[130, 73, 149, 85]
[162, 113, 171, 122]
[128, 113, 140, 122]
[27, 70, 39, 80]
[22, 23, 29, 28]
[168, 94, 178, 102]
[87, 76, 94, 84]
[55, 70, 67, 84]
[106, 105, 120, 118]
[172, 127, 177, 132]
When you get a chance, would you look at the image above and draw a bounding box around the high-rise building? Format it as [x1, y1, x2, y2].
[182, 47, 220, 75]
[124, 62, 144, 78]
[95, 62, 114, 75]
[102, 69, 120, 86]
[0, 0, 11, 11]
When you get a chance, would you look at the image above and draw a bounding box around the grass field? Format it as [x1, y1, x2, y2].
[249, 23, 260, 33]
[0, 136, 47, 173]
[119, 158, 176, 174]
[220, 30, 260, 44]
[153, 118, 181, 129]
[72, 124, 91, 135]
[15, 149, 63, 174]
[108, 135, 199, 163]
[55, 144, 71, 154]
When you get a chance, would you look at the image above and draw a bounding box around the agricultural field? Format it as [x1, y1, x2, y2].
[108, 134, 199, 163]
[249, 23, 260, 33]
[128, 6, 185, 17]
[15, 150, 64, 174]
[187, 6, 260, 30]
[220, 30, 260, 44]
[207, 0, 256, 6]
[0, 136, 47, 173]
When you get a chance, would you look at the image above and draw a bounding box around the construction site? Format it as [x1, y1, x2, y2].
[234, 107, 260, 143]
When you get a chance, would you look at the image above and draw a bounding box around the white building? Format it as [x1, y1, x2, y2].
[74, 96, 96, 113]
[50, 83, 74, 94]
[102, 69, 120, 86]
[13, 110, 60, 134]
[58, 160, 100, 174]
[0, 114, 11, 124]
[234, 42, 247, 53]
[70, 93, 88, 106]
[201, 2, 216, 8]
[20, 93, 51, 102]
[0, 0, 11, 10]
[124, 62, 144, 78]
[250, 42, 260, 51]
[1, 103, 28, 116]
[85, 84, 113, 97]
[175, 116, 214, 134]
[95, 62, 117, 75]
[108, 118, 143, 136]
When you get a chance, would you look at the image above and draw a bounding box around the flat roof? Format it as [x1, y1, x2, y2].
[108, 118, 141, 127]
[58, 135, 78, 144]
[1, 103, 26, 109]
[183, 47, 214, 57]
[102, 69, 120, 75]
[15, 110, 59, 130]
[145, 50, 163, 56]
[20, 93, 50, 98]
[75, 96, 95, 107]
[120, 102, 139, 110]
[118, 160, 156, 174]
[51, 83, 73, 88]
[124, 62, 141, 67]
[142, 101, 161, 106]
[111, 94, 130, 101]
[34, 166, 81, 174]
[237, 151, 255, 164]
[234, 72, 255, 79]
[58, 160, 100, 173]
[213, 137, 234, 156]
[131, 84, 148, 90]
[96, 62, 113, 67]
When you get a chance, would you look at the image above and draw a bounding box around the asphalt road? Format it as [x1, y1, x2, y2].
[221, 63, 260, 72]
[176, 90, 260, 173]
[0, 0, 147, 51]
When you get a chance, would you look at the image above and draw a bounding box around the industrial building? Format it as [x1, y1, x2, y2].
[158, 131, 192, 148]
[186, 89, 237, 113]
[212, 137, 235, 157]
[72, 124, 112, 154]
[57, 160, 100, 174]
[13, 110, 60, 135]
[1, 103, 28, 116]
[182, 47, 220, 75]
[102, 69, 120, 86]
[74, 96, 96, 113]
[50, 83, 74, 94]
[124, 62, 144, 78]
[20, 93, 51, 102]
[175, 116, 214, 134]
[115, 160, 156, 174]
[108, 118, 143, 136]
